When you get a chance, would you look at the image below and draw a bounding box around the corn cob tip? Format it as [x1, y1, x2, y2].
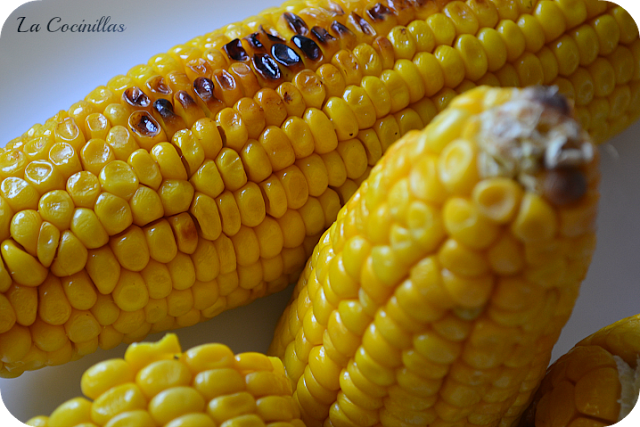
[475, 86, 594, 206]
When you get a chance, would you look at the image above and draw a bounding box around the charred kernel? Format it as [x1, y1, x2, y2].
[123, 87, 151, 109]
[193, 78, 224, 115]
[245, 33, 265, 50]
[311, 26, 336, 44]
[224, 38, 249, 61]
[350, 12, 376, 37]
[292, 36, 321, 60]
[542, 167, 588, 206]
[271, 44, 303, 67]
[283, 12, 309, 36]
[331, 21, 355, 37]
[367, 3, 393, 21]
[176, 91, 199, 111]
[153, 99, 179, 120]
[253, 54, 282, 81]
[130, 111, 161, 137]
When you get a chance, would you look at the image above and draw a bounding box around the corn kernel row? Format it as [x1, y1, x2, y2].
[0, 0, 635, 376]
[268, 86, 601, 427]
[26, 334, 305, 427]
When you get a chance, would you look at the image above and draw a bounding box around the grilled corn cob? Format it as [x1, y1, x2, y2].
[26, 333, 304, 427]
[518, 313, 640, 427]
[268, 86, 601, 427]
[0, 0, 634, 377]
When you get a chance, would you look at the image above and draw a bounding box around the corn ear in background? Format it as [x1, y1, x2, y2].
[519, 313, 640, 427]
[26, 333, 304, 427]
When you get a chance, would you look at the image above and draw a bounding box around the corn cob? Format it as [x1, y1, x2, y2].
[268, 85, 600, 427]
[518, 314, 640, 427]
[0, 0, 635, 377]
[25, 333, 305, 427]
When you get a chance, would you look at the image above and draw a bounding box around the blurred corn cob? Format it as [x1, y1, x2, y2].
[0, 0, 635, 377]
[268, 86, 600, 427]
[25, 333, 304, 427]
[518, 314, 640, 427]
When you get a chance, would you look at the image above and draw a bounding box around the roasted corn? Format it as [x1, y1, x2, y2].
[268, 86, 601, 427]
[0, 0, 635, 376]
[518, 313, 640, 427]
[26, 333, 305, 427]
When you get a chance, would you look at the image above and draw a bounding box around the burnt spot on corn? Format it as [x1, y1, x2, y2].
[175, 91, 199, 110]
[533, 86, 572, 116]
[543, 167, 588, 206]
[223, 38, 249, 61]
[272, 43, 303, 67]
[245, 33, 265, 51]
[193, 77, 216, 100]
[330, 21, 354, 38]
[172, 213, 198, 244]
[123, 87, 151, 109]
[146, 76, 172, 96]
[283, 12, 309, 36]
[310, 26, 335, 45]
[367, 3, 393, 21]
[253, 53, 282, 80]
[292, 35, 321, 60]
[153, 99, 178, 119]
[130, 111, 161, 136]
[349, 12, 376, 36]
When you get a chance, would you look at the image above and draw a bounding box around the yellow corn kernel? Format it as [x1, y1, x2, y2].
[94, 192, 133, 235]
[85, 246, 120, 295]
[24, 159, 65, 194]
[169, 212, 199, 254]
[130, 185, 164, 226]
[190, 160, 225, 200]
[49, 142, 83, 179]
[216, 148, 248, 192]
[66, 171, 100, 208]
[79, 139, 115, 177]
[99, 160, 139, 201]
[361, 76, 392, 119]
[91, 383, 148, 426]
[427, 13, 456, 47]
[141, 261, 172, 300]
[211, 193, 238, 239]
[151, 142, 188, 180]
[49, 229, 87, 277]
[2, 239, 48, 286]
[159, 180, 195, 217]
[112, 270, 150, 314]
[70, 208, 109, 249]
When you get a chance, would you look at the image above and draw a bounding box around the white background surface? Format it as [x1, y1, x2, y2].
[0, 0, 639, 425]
